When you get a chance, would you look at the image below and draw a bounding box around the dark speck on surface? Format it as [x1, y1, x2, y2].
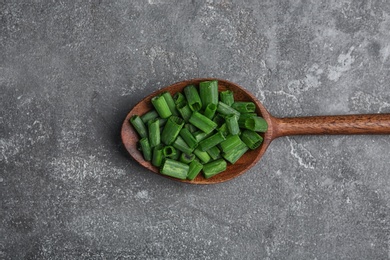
[1, 1, 390, 259]
[367, 41, 381, 57]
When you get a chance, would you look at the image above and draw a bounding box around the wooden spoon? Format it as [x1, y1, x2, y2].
[121, 78, 390, 184]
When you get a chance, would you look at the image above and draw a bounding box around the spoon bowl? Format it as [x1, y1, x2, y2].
[121, 78, 273, 184]
[121, 78, 390, 184]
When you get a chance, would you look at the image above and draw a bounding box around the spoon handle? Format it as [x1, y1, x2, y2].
[272, 114, 390, 138]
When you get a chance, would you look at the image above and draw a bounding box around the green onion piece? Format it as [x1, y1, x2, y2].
[139, 137, 152, 161]
[243, 117, 268, 132]
[141, 110, 159, 124]
[217, 101, 240, 118]
[187, 160, 203, 180]
[204, 103, 217, 119]
[163, 145, 177, 158]
[219, 135, 243, 153]
[239, 112, 257, 118]
[193, 131, 212, 142]
[151, 95, 172, 119]
[148, 118, 160, 148]
[203, 159, 227, 179]
[152, 144, 164, 167]
[184, 85, 202, 111]
[222, 142, 249, 164]
[213, 114, 225, 127]
[161, 116, 184, 145]
[225, 114, 240, 135]
[206, 146, 221, 160]
[199, 80, 218, 109]
[220, 90, 234, 106]
[198, 131, 226, 152]
[218, 123, 229, 137]
[176, 101, 192, 122]
[180, 153, 195, 164]
[184, 123, 197, 133]
[173, 136, 194, 154]
[194, 148, 211, 164]
[158, 118, 168, 127]
[172, 150, 181, 160]
[160, 158, 189, 179]
[189, 111, 217, 134]
[179, 128, 198, 149]
[173, 92, 186, 104]
[238, 113, 257, 127]
[231, 102, 256, 113]
[241, 130, 264, 150]
[161, 91, 179, 116]
[130, 115, 148, 138]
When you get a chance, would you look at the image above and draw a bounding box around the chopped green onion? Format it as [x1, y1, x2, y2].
[194, 148, 211, 164]
[139, 137, 152, 161]
[172, 150, 181, 160]
[242, 116, 268, 132]
[179, 128, 198, 149]
[218, 123, 229, 137]
[198, 131, 226, 152]
[176, 101, 192, 122]
[238, 113, 257, 127]
[158, 118, 168, 127]
[220, 90, 234, 106]
[130, 115, 148, 138]
[148, 118, 160, 148]
[206, 146, 221, 160]
[193, 131, 212, 142]
[189, 111, 217, 134]
[161, 91, 179, 116]
[239, 113, 257, 119]
[141, 110, 159, 124]
[222, 142, 249, 164]
[184, 85, 202, 111]
[180, 153, 195, 164]
[213, 114, 225, 127]
[219, 135, 243, 153]
[130, 80, 270, 181]
[152, 144, 164, 167]
[203, 159, 227, 179]
[225, 114, 240, 135]
[204, 103, 217, 119]
[163, 146, 177, 158]
[241, 130, 263, 150]
[173, 92, 186, 104]
[160, 159, 189, 179]
[217, 101, 240, 118]
[151, 95, 172, 119]
[199, 80, 218, 109]
[184, 123, 197, 133]
[173, 136, 194, 154]
[187, 160, 203, 180]
[231, 102, 256, 113]
[161, 116, 184, 145]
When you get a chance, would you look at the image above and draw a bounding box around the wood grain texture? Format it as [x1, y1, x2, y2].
[272, 114, 390, 138]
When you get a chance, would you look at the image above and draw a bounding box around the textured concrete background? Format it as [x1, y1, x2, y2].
[1, 0, 390, 259]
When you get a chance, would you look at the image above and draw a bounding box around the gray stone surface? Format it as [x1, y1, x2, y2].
[1, 0, 390, 259]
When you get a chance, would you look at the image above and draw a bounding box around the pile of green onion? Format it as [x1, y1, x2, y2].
[130, 80, 268, 180]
